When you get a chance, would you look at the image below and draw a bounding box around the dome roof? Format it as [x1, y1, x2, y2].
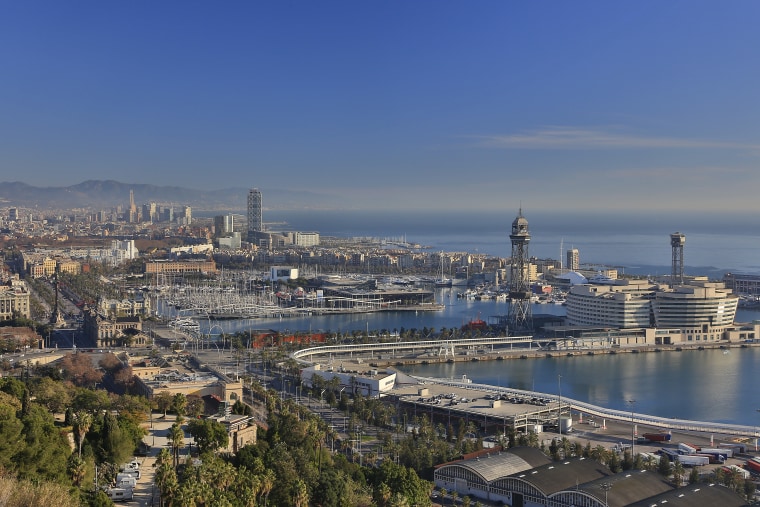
[557, 271, 588, 285]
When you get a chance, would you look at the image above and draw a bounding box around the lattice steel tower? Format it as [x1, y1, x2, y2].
[507, 209, 533, 335]
[670, 232, 685, 288]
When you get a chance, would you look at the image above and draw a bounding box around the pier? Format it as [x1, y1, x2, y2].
[294, 338, 760, 439]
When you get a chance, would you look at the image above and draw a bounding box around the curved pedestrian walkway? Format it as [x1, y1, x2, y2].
[418, 376, 759, 438]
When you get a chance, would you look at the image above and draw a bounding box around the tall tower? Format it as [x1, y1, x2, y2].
[247, 188, 263, 241]
[507, 209, 533, 335]
[566, 248, 580, 271]
[670, 232, 685, 287]
[128, 189, 138, 223]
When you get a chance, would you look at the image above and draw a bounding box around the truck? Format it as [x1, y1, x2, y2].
[699, 447, 732, 460]
[722, 465, 750, 480]
[695, 453, 724, 464]
[719, 443, 747, 454]
[675, 454, 709, 467]
[678, 442, 699, 455]
[641, 432, 672, 442]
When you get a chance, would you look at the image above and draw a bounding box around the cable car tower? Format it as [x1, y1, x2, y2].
[670, 232, 685, 288]
[507, 209, 533, 335]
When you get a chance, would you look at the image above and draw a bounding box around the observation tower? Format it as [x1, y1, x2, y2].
[507, 209, 533, 335]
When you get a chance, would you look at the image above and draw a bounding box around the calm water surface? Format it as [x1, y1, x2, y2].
[401, 347, 760, 426]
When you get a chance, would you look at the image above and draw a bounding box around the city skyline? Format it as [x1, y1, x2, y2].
[2, 2, 760, 213]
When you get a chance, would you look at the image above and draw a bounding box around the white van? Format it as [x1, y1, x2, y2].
[116, 474, 138, 487]
[118, 468, 141, 480]
[107, 487, 134, 501]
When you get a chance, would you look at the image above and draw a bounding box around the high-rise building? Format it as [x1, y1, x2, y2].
[247, 188, 263, 241]
[566, 248, 580, 271]
[214, 214, 235, 237]
[128, 190, 138, 223]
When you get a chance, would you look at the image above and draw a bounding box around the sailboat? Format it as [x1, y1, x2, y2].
[435, 252, 452, 287]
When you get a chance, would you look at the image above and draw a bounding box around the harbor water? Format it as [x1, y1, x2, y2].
[182, 209, 760, 426]
[178, 294, 760, 427]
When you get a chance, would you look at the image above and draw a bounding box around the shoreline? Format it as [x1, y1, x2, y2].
[368, 340, 760, 367]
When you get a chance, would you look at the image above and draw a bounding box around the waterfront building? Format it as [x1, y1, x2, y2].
[566, 248, 579, 271]
[247, 187, 263, 242]
[723, 272, 760, 295]
[145, 259, 217, 275]
[293, 231, 320, 247]
[301, 364, 397, 398]
[564, 278, 739, 344]
[269, 266, 298, 281]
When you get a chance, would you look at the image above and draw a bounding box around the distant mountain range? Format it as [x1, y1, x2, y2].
[0, 180, 329, 211]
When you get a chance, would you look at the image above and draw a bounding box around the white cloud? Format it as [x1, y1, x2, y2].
[473, 126, 760, 150]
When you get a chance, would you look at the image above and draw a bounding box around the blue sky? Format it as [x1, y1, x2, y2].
[1, 1, 759, 212]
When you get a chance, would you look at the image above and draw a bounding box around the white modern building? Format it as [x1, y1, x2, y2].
[565, 278, 739, 344]
[269, 266, 299, 281]
[110, 239, 138, 265]
[301, 364, 397, 398]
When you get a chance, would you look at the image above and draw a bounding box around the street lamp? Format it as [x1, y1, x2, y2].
[628, 399, 636, 457]
[600, 482, 612, 507]
[355, 426, 363, 466]
[557, 374, 562, 435]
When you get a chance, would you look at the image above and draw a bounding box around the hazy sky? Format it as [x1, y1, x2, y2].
[2, 1, 759, 212]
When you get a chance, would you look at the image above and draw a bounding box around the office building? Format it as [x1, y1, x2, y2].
[247, 188, 263, 242]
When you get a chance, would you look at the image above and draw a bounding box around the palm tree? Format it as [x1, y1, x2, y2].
[73, 411, 92, 458]
[67, 454, 86, 487]
[259, 469, 275, 507]
[168, 422, 184, 467]
[672, 460, 685, 486]
[293, 479, 309, 507]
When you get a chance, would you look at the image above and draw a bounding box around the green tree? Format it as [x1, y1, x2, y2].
[188, 418, 229, 454]
[672, 460, 685, 487]
[66, 454, 86, 487]
[688, 466, 700, 484]
[73, 410, 92, 457]
[168, 422, 184, 467]
[30, 376, 71, 413]
[172, 393, 187, 417]
[187, 395, 204, 419]
[0, 397, 24, 471]
[14, 404, 71, 482]
[154, 391, 173, 417]
[657, 455, 672, 476]
[97, 412, 135, 465]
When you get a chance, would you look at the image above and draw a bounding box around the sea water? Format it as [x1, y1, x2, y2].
[197, 209, 760, 424]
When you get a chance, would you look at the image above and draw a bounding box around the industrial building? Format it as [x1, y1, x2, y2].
[434, 447, 747, 506]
